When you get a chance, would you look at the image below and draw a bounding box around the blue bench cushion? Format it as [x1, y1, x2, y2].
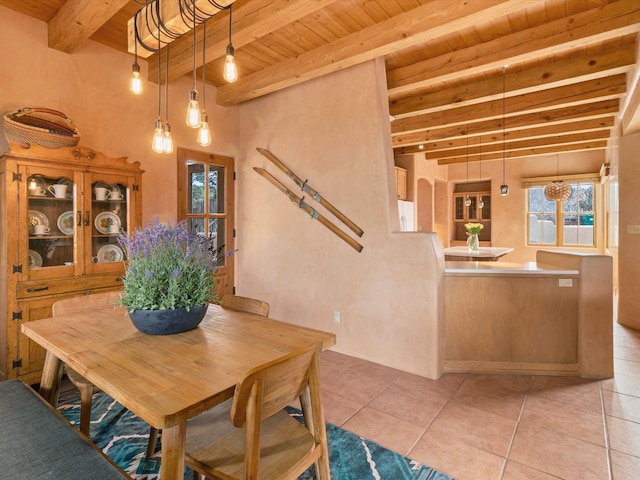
[0, 379, 129, 479]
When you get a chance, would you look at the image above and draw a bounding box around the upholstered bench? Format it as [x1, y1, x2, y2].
[0, 379, 129, 479]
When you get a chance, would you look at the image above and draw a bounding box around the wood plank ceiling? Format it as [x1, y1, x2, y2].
[1, 0, 638, 165]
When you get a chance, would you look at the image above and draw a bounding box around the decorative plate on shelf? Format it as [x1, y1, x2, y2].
[94, 211, 121, 234]
[28, 210, 49, 233]
[57, 211, 74, 235]
[95, 244, 124, 263]
[28, 249, 43, 267]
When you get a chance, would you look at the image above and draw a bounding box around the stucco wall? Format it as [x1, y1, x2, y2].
[0, 6, 238, 223]
[236, 59, 445, 378]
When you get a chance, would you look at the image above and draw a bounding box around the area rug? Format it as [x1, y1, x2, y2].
[58, 389, 454, 480]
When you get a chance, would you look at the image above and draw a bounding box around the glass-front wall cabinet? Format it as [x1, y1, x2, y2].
[22, 165, 136, 281]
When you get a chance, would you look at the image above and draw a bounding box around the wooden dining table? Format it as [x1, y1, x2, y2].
[21, 302, 336, 480]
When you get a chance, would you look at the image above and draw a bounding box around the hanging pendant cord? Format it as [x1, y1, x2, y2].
[502, 68, 506, 183]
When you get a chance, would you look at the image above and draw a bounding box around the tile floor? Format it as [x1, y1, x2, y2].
[317, 319, 640, 480]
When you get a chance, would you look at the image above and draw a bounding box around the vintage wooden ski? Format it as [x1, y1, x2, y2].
[254, 167, 363, 253]
[256, 147, 364, 238]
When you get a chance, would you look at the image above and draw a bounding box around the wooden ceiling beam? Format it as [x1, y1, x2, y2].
[387, 0, 640, 95]
[424, 130, 611, 160]
[48, 0, 130, 53]
[395, 117, 615, 152]
[391, 77, 625, 137]
[435, 140, 609, 165]
[145, 0, 338, 83]
[389, 42, 635, 118]
[392, 99, 619, 147]
[215, 0, 537, 106]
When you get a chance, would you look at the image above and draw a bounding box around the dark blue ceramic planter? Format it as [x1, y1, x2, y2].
[128, 304, 208, 335]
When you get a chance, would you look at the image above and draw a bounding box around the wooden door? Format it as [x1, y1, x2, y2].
[177, 148, 235, 299]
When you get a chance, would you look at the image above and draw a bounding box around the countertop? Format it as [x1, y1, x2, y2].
[444, 260, 580, 275]
[443, 246, 514, 258]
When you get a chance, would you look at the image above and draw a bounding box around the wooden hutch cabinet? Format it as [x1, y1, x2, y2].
[0, 142, 143, 383]
[452, 183, 491, 246]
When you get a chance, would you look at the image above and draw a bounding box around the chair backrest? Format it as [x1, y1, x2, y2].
[220, 294, 270, 317]
[229, 342, 321, 428]
[53, 291, 122, 316]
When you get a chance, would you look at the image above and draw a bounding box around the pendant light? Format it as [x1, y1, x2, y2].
[499, 65, 510, 196]
[163, 44, 174, 154]
[223, 4, 238, 83]
[185, 0, 200, 128]
[152, 34, 165, 153]
[130, 11, 142, 95]
[197, 20, 211, 147]
[464, 126, 471, 207]
[544, 154, 572, 201]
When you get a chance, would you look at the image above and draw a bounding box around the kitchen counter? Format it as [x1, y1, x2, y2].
[445, 260, 579, 275]
[443, 246, 513, 261]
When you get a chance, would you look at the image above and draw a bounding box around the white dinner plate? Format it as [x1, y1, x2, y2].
[95, 244, 124, 263]
[28, 210, 49, 234]
[94, 211, 121, 234]
[28, 249, 43, 267]
[57, 211, 75, 235]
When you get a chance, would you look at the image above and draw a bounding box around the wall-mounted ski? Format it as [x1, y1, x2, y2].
[254, 167, 363, 253]
[256, 147, 364, 238]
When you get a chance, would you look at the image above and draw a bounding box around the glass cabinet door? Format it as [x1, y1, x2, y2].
[25, 167, 78, 276]
[85, 174, 131, 273]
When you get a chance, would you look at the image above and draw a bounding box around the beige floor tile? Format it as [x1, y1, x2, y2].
[614, 358, 640, 379]
[521, 395, 605, 446]
[603, 389, 640, 423]
[320, 389, 363, 427]
[393, 371, 466, 399]
[320, 349, 360, 369]
[606, 415, 640, 457]
[346, 357, 403, 382]
[409, 430, 504, 480]
[502, 461, 563, 479]
[341, 406, 425, 456]
[451, 374, 530, 419]
[427, 401, 517, 457]
[367, 382, 448, 428]
[529, 375, 603, 414]
[615, 345, 640, 363]
[601, 371, 640, 397]
[509, 422, 609, 479]
[610, 450, 640, 480]
[321, 367, 396, 405]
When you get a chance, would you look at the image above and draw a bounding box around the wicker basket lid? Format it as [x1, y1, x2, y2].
[3, 107, 80, 149]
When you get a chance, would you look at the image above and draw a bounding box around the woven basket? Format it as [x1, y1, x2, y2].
[3, 108, 80, 149]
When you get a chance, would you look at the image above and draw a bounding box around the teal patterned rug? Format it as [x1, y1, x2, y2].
[58, 389, 454, 480]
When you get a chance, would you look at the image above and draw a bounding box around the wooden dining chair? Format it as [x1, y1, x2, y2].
[219, 294, 270, 317]
[184, 342, 330, 480]
[52, 291, 159, 456]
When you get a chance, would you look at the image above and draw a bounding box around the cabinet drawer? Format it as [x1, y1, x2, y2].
[17, 274, 123, 299]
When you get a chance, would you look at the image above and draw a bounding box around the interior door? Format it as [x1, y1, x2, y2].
[177, 148, 235, 299]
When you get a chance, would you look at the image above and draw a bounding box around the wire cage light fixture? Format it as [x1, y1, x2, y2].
[544, 154, 572, 201]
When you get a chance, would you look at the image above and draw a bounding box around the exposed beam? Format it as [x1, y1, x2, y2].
[392, 99, 620, 147]
[48, 0, 129, 53]
[396, 117, 615, 153]
[146, 0, 338, 83]
[436, 140, 609, 165]
[387, 0, 640, 96]
[391, 75, 626, 139]
[215, 0, 537, 106]
[389, 41, 635, 118]
[127, 0, 234, 58]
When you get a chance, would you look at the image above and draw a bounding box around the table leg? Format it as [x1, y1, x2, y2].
[159, 421, 186, 480]
[38, 351, 63, 406]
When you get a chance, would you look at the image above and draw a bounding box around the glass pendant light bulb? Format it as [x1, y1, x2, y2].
[465, 195, 471, 207]
[186, 90, 200, 128]
[197, 111, 211, 146]
[130, 63, 142, 95]
[152, 119, 165, 153]
[163, 122, 174, 154]
[223, 45, 238, 83]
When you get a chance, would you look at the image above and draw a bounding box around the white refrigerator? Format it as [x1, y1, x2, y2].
[398, 200, 415, 232]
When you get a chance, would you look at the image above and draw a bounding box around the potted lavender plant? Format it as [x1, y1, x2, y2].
[117, 220, 218, 335]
